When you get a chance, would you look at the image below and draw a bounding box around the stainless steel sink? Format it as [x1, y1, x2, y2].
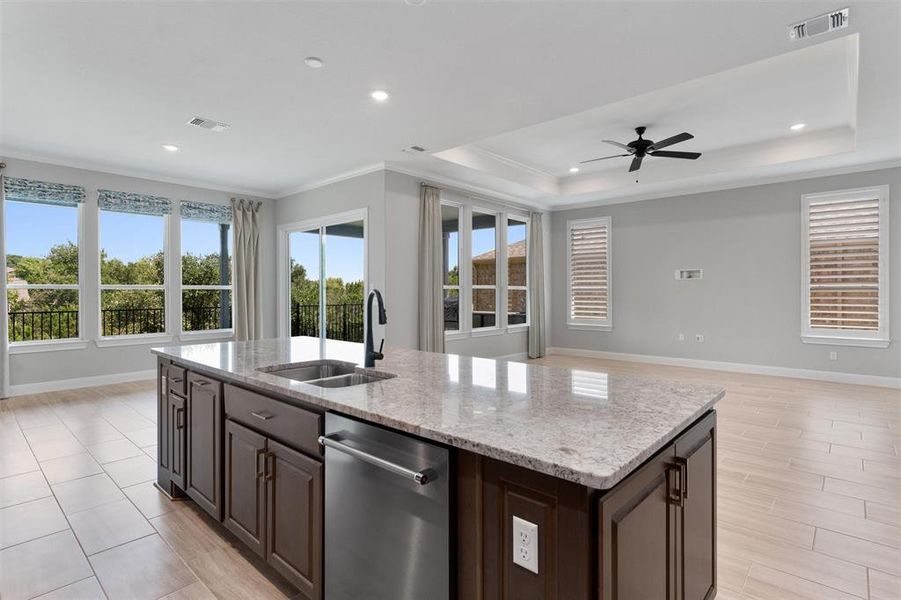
[306, 373, 394, 388]
[261, 360, 357, 382]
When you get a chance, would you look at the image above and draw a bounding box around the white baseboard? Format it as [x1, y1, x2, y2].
[494, 351, 530, 362]
[547, 347, 901, 389]
[6, 369, 156, 397]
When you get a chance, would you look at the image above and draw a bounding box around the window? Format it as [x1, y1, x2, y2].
[99, 189, 169, 337]
[283, 211, 366, 343]
[180, 201, 233, 333]
[567, 217, 611, 331]
[471, 210, 498, 330]
[4, 177, 84, 343]
[507, 217, 528, 326]
[440, 194, 531, 337]
[442, 204, 461, 331]
[802, 186, 889, 347]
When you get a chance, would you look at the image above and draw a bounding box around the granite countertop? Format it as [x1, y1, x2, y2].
[152, 337, 724, 489]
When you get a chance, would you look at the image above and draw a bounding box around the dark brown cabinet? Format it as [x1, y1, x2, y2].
[186, 372, 224, 521]
[598, 411, 716, 600]
[266, 439, 323, 600]
[223, 419, 323, 600]
[167, 392, 187, 491]
[458, 411, 716, 600]
[598, 443, 676, 600]
[224, 419, 267, 557]
[674, 412, 716, 600]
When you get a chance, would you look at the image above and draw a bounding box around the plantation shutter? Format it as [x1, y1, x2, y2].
[807, 195, 880, 331]
[569, 218, 610, 323]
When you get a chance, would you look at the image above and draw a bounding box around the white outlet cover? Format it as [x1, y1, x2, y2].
[695, 334, 705, 343]
[512, 516, 538, 574]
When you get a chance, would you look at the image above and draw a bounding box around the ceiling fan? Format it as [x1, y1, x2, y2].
[580, 126, 701, 173]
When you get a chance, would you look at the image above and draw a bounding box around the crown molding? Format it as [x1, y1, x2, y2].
[274, 163, 386, 199]
[384, 161, 552, 212]
[0, 149, 278, 199]
[549, 158, 901, 211]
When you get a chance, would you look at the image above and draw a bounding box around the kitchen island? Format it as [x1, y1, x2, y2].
[152, 337, 723, 600]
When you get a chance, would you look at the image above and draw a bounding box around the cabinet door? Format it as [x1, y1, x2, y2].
[157, 362, 170, 472]
[266, 440, 323, 600]
[224, 419, 267, 557]
[168, 393, 187, 491]
[186, 373, 223, 521]
[598, 447, 677, 600]
[674, 412, 716, 600]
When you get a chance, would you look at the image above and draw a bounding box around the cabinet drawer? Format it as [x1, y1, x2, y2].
[225, 384, 322, 458]
[168, 365, 187, 396]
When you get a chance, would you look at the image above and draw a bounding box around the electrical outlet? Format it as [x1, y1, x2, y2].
[695, 334, 705, 343]
[512, 516, 538, 574]
[678, 333, 685, 342]
[829, 351, 838, 361]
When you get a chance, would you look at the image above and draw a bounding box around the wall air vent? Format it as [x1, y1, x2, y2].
[789, 8, 848, 41]
[186, 116, 231, 132]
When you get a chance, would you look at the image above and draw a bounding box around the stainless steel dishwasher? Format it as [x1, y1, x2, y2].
[320, 413, 450, 600]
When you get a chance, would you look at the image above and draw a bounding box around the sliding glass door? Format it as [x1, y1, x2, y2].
[286, 214, 365, 343]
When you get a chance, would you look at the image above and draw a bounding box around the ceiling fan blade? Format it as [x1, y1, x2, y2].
[649, 132, 693, 151]
[602, 140, 634, 152]
[629, 155, 643, 172]
[650, 150, 701, 160]
[579, 153, 630, 164]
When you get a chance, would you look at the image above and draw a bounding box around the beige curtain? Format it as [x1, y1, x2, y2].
[232, 198, 262, 341]
[418, 184, 444, 352]
[0, 174, 9, 397]
[528, 211, 546, 358]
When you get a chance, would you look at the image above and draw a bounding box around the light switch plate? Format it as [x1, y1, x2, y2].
[512, 516, 538, 574]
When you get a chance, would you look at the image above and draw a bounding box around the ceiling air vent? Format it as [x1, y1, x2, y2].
[186, 116, 231, 132]
[401, 145, 428, 155]
[789, 8, 848, 41]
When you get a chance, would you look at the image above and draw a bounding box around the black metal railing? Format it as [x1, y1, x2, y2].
[8, 305, 232, 342]
[8, 309, 79, 342]
[290, 302, 365, 343]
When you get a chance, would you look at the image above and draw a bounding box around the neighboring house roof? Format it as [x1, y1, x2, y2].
[473, 239, 526, 263]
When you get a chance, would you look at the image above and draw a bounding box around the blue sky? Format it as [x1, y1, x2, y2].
[7, 202, 231, 263]
[290, 229, 364, 282]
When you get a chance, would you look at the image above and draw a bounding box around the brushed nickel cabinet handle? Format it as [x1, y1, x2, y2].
[251, 411, 274, 421]
[195, 380, 209, 386]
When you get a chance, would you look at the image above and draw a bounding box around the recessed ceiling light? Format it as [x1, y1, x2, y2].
[569, 167, 580, 173]
[304, 56, 324, 69]
[162, 144, 179, 152]
[790, 123, 806, 131]
[370, 90, 390, 102]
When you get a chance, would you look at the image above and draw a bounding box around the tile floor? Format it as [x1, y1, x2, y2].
[0, 381, 299, 600]
[0, 362, 899, 599]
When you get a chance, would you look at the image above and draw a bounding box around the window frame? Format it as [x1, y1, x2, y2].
[179, 211, 234, 337]
[800, 185, 890, 348]
[5, 200, 86, 350]
[566, 216, 613, 332]
[506, 215, 529, 330]
[96, 207, 171, 343]
[441, 192, 531, 340]
[276, 208, 369, 340]
[441, 200, 463, 333]
[470, 206, 501, 334]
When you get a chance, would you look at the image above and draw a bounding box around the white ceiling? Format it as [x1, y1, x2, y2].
[1, 2, 899, 207]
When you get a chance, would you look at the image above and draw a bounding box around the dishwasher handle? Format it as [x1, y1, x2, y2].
[318, 434, 435, 485]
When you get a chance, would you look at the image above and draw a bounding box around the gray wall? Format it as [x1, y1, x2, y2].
[4, 158, 277, 387]
[550, 167, 901, 378]
[277, 169, 537, 358]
